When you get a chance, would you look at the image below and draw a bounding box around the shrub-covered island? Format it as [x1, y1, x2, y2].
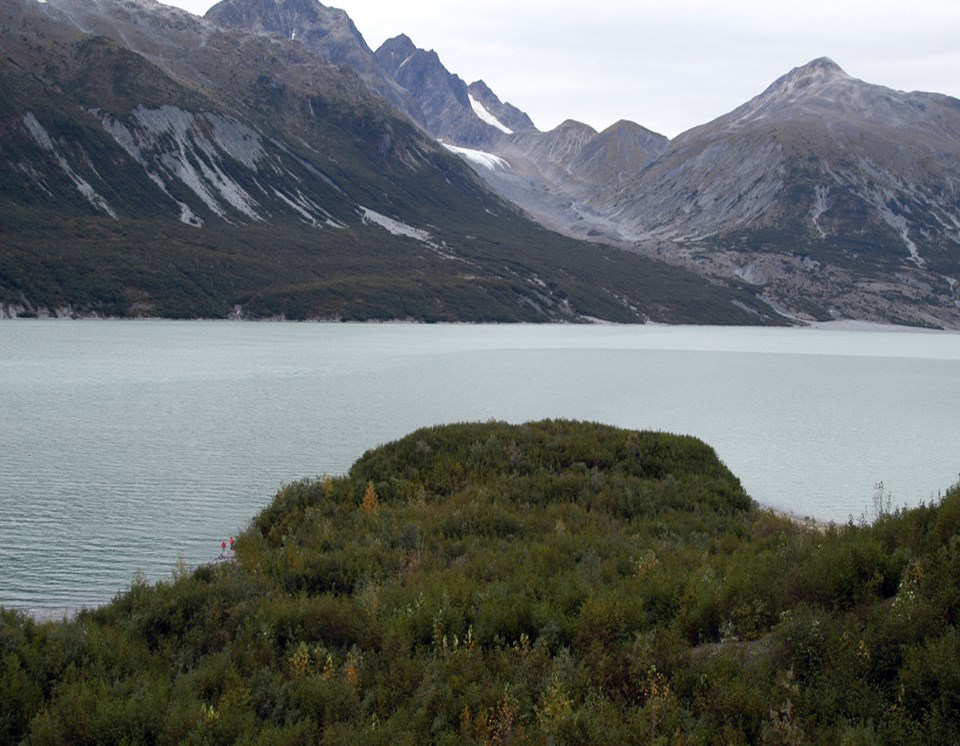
[3, 420, 959, 743]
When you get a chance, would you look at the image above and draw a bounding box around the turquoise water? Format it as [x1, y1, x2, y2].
[1, 321, 958, 616]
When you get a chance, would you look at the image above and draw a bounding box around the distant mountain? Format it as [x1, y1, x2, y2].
[0, 0, 778, 324]
[571, 120, 668, 186]
[449, 119, 668, 246]
[503, 120, 600, 185]
[596, 58, 960, 326]
[206, 2, 539, 164]
[6, 0, 956, 327]
[438, 58, 960, 327]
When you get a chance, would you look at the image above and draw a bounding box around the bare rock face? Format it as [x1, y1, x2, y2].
[375, 34, 531, 147]
[375, 34, 480, 144]
[11, 0, 422, 229]
[455, 57, 960, 327]
[593, 58, 960, 326]
[466, 81, 537, 135]
[205, 0, 426, 127]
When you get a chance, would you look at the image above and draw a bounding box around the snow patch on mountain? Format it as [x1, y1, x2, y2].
[442, 143, 510, 172]
[469, 95, 513, 134]
[359, 207, 431, 242]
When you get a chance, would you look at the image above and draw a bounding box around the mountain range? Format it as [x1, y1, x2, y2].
[1, 0, 779, 323]
[381, 43, 960, 328]
[2, 0, 958, 327]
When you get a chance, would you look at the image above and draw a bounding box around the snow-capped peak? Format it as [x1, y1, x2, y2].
[469, 95, 513, 134]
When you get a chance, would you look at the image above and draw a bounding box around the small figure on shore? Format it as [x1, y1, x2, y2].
[213, 538, 237, 565]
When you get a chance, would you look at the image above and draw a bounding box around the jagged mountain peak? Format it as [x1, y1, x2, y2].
[374, 33, 417, 70]
[380, 32, 415, 52]
[467, 80, 537, 134]
[674, 55, 947, 142]
[375, 35, 445, 79]
[205, 0, 426, 126]
[375, 35, 537, 147]
[469, 79, 495, 96]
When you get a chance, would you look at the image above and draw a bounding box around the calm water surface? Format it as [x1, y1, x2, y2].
[1, 321, 958, 616]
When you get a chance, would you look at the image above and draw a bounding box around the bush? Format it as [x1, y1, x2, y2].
[6, 423, 960, 742]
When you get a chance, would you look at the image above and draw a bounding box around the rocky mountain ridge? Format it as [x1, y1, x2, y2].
[306, 10, 959, 327]
[205, 0, 426, 126]
[4, 0, 959, 327]
[0, 0, 778, 324]
[380, 45, 960, 327]
[373, 33, 495, 147]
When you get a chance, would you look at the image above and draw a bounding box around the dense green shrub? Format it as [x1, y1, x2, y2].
[2, 421, 959, 742]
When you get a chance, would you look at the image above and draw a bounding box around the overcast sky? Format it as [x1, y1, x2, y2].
[162, 0, 960, 138]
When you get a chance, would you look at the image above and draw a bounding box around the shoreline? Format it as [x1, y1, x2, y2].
[3, 309, 960, 333]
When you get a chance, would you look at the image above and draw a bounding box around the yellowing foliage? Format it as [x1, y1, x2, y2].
[361, 482, 379, 514]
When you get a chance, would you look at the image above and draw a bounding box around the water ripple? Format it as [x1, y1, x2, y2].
[2, 321, 959, 613]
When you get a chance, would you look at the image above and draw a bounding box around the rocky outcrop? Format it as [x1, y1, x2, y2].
[466, 81, 537, 135]
[375, 34, 515, 147]
[205, 0, 426, 127]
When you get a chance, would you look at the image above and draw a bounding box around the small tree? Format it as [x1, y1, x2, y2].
[362, 482, 380, 514]
[872, 481, 892, 521]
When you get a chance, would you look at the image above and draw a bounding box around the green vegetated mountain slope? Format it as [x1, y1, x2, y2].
[4, 420, 960, 742]
[0, 0, 779, 323]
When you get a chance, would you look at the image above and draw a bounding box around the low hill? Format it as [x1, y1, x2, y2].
[3, 420, 960, 742]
